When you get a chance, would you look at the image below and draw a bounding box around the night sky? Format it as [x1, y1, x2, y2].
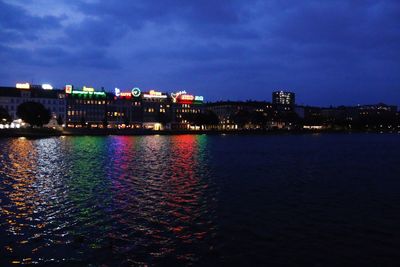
[0, 0, 399, 106]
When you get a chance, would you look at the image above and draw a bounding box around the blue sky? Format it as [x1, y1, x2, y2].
[0, 0, 399, 106]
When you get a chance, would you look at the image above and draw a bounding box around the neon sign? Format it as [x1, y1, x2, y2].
[65, 85, 73, 94]
[176, 94, 195, 104]
[132, 87, 141, 97]
[72, 91, 106, 98]
[181, 94, 194, 101]
[119, 92, 132, 99]
[16, 83, 30, 89]
[171, 90, 187, 102]
[194, 96, 204, 104]
[143, 90, 167, 99]
[115, 87, 133, 99]
[115, 88, 121, 96]
[83, 86, 94, 92]
[42, 84, 53, 90]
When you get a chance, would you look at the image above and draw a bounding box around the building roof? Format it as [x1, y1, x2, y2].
[0, 86, 64, 98]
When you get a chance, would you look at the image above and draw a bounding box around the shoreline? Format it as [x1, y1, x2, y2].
[0, 128, 399, 138]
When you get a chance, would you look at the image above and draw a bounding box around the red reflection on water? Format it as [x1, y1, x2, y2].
[107, 135, 212, 261]
[167, 135, 204, 238]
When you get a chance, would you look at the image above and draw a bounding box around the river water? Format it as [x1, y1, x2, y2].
[1, 134, 400, 266]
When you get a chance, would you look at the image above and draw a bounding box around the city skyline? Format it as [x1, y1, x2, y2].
[1, 1, 399, 106]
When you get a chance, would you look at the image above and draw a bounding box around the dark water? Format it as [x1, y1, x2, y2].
[1, 134, 400, 266]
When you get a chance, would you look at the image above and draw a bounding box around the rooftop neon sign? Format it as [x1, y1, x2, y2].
[171, 90, 187, 102]
[115, 87, 121, 96]
[83, 86, 95, 92]
[42, 84, 53, 90]
[65, 85, 73, 94]
[132, 87, 141, 97]
[72, 91, 106, 98]
[143, 90, 167, 98]
[194, 96, 204, 103]
[115, 87, 135, 99]
[16, 83, 30, 89]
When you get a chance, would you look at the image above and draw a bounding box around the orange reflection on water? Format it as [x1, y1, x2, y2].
[1, 139, 38, 233]
[0, 139, 40, 265]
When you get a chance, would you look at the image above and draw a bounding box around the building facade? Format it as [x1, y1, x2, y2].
[64, 86, 206, 130]
[0, 84, 66, 125]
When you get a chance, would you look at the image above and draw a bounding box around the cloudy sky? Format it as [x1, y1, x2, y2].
[0, 0, 399, 105]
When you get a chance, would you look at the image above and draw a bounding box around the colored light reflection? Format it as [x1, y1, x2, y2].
[0, 135, 215, 265]
[103, 135, 215, 258]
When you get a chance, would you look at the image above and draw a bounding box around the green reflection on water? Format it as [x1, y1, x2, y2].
[66, 137, 114, 246]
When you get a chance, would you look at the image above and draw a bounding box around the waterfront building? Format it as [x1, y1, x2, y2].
[65, 85, 111, 128]
[169, 90, 205, 130]
[0, 83, 66, 125]
[110, 87, 142, 128]
[140, 89, 170, 130]
[206, 101, 274, 130]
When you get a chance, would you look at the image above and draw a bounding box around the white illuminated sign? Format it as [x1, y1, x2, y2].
[143, 90, 167, 98]
[65, 85, 73, 94]
[42, 84, 53, 90]
[115, 87, 121, 96]
[83, 86, 94, 92]
[132, 87, 141, 97]
[195, 96, 204, 102]
[16, 83, 30, 89]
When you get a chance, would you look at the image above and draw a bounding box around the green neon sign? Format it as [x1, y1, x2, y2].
[72, 91, 106, 98]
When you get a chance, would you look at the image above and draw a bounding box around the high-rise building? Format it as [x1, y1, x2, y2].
[272, 91, 295, 106]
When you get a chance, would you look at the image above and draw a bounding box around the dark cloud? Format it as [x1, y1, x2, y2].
[0, 0, 399, 105]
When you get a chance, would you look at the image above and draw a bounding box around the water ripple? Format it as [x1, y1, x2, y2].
[1, 134, 400, 266]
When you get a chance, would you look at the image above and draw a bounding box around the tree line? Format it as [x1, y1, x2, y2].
[0, 102, 52, 127]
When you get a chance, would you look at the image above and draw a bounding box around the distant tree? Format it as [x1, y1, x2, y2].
[57, 115, 63, 126]
[0, 107, 12, 123]
[16, 102, 51, 127]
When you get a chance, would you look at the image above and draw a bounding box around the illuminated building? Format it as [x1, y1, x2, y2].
[0, 85, 66, 124]
[272, 91, 295, 106]
[141, 90, 171, 130]
[170, 91, 205, 129]
[108, 88, 142, 128]
[65, 85, 112, 128]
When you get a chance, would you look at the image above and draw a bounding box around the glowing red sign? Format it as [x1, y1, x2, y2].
[177, 94, 195, 104]
[119, 92, 132, 99]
